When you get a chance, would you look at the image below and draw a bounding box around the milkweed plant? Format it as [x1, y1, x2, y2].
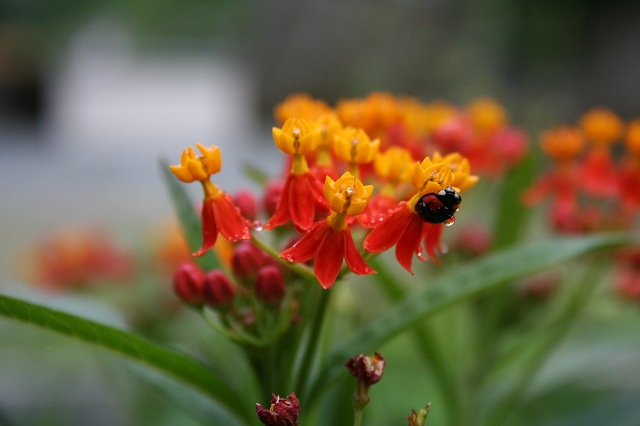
[3, 93, 640, 426]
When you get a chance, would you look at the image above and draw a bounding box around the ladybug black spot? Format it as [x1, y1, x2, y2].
[414, 186, 461, 224]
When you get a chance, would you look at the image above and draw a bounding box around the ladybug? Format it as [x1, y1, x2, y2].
[414, 186, 461, 224]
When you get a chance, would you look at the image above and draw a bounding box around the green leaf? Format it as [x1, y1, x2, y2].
[159, 159, 221, 271]
[307, 232, 639, 400]
[0, 294, 251, 424]
[492, 152, 536, 249]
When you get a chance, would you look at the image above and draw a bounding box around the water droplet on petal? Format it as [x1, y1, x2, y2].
[445, 216, 456, 226]
[252, 220, 263, 231]
[285, 254, 295, 262]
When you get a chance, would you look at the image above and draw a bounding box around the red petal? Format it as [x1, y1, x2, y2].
[580, 150, 618, 197]
[309, 172, 330, 211]
[212, 193, 251, 242]
[358, 194, 398, 228]
[315, 227, 346, 289]
[344, 228, 375, 276]
[194, 199, 218, 257]
[422, 223, 444, 263]
[363, 203, 411, 253]
[265, 176, 292, 230]
[280, 220, 329, 264]
[289, 173, 316, 232]
[395, 213, 423, 274]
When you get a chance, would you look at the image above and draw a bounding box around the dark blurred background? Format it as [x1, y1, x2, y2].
[3, 0, 640, 126]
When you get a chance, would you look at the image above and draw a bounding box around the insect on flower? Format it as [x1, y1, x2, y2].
[414, 186, 461, 225]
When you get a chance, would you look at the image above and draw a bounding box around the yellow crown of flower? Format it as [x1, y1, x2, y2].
[431, 152, 479, 192]
[169, 144, 222, 183]
[272, 117, 322, 156]
[333, 127, 380, 164]
[626, 119, 640, 156]
[274, 93, 331, 124]
[399, 98, 455, 136]
[540, 126, 584, 162]
[580, 107, 623, 145]
[323, 172, 373, 216]
[411, 158, 454, 196]
[468, 98, 507, 135]
[374, 146, 414, 182]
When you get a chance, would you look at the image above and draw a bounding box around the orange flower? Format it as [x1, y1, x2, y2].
[280, 172, 375, 288]
[169, 144, 250, 256]
[540, 127, 584, 163]
[580, 107, 623, 146]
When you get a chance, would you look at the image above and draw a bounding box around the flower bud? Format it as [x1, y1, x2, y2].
[231, 241, 269, 279]
[254, 266, 286, 304]
[172, 262, 205, 306]
[407, 403, 431, 426]
[233, 190, 258, 221]
[255, 392, 300, 426]
[346, 352, 385, 387]
[346, 352, 386, 412]
[202, 270, 235, 308]
[264, 180, 283, 217]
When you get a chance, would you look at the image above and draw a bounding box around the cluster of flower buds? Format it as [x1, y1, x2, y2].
[172, 262, 235, 309]
[170, 92, 485, 292]
[524, 107, 640, 233]
[232, 241, 286, 305]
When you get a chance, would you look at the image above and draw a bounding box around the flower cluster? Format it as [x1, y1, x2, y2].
[523, 107, 640, 302]
[169, 93, 483, 292]
[523, 107, 640, 233]
[17, 227, 134, 291]
[171, 94, 484, 288]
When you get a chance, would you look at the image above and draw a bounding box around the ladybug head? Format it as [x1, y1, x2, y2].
[436, 186, 461, 208]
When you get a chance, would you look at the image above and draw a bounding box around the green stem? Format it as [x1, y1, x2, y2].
[369, 258, 461, 426]
[251, 235, 317, 281]
[294, 288, 332, 399]
[353, 406, 364, 426]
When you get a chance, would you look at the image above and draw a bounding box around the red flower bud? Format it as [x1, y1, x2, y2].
[256, 393, 300, 426]
[345, 352, 385, 387]
[254, 265, 286, 304]
[264, 180, 283, 217]
[202, 270, 235, 308]
[233, 190, 258, 221]
[172, 262, 205, 306]
[232, 241, 269, 279]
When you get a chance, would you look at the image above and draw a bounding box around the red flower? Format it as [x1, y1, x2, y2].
[280, 219, 374, 289]
[358, 194, 401, 228]
[579, 149, 618, 198]
[195, 192, 251, 257]
[364, 202, 436, 274]
[264, 171, 327, 232]
[280, 172, 375, 288]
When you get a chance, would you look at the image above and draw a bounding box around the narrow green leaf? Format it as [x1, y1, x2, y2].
[159, 160, 221, 271]
[492, 152, 536, 249]
[0, 294, 250, 423]
[308, 232, 639, 400]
